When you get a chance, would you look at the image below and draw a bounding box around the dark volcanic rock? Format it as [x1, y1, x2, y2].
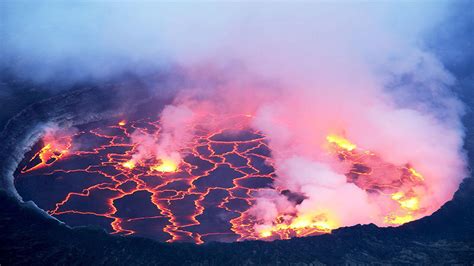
[1, 80, 474, 265]
[1, 13, 474, 262]
[0, 177, 473, 265]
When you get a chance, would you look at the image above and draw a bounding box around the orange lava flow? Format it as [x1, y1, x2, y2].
[16, 115, 275, 243]
[21, 135, 72, 173]
[328, 136, 425, 225]
[232, 134, 426, 240]
[15, 120, 427, 243]
[328, 135, 426, 226]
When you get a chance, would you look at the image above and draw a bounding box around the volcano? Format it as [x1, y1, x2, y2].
[10, 94, 437, 244]
[1, 1, 473, 264]
[0, 70, 473, 264]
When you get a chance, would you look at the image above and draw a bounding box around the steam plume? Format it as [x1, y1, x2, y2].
[2, 2, 468, 236]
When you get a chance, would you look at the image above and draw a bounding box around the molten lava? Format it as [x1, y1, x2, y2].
[238, 134, 426, 240]
[122, 160, 136, 169]
[257, 214, 337, 239]
[326, 134, 425, 226]
[21, 133, 72, 173]
[326, 134, 357, 151]
[150, 159, 178, 173]
[15, 120, 428, 243]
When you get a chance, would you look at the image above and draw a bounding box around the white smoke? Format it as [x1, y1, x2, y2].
[2, 1, 468, 233]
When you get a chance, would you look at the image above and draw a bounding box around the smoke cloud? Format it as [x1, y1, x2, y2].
[2, 1, 468, 235]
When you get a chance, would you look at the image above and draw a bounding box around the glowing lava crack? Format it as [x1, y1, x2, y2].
[15, 116, 427, 243]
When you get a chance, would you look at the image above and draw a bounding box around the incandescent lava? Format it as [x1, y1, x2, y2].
[15, 115, 428, 243]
